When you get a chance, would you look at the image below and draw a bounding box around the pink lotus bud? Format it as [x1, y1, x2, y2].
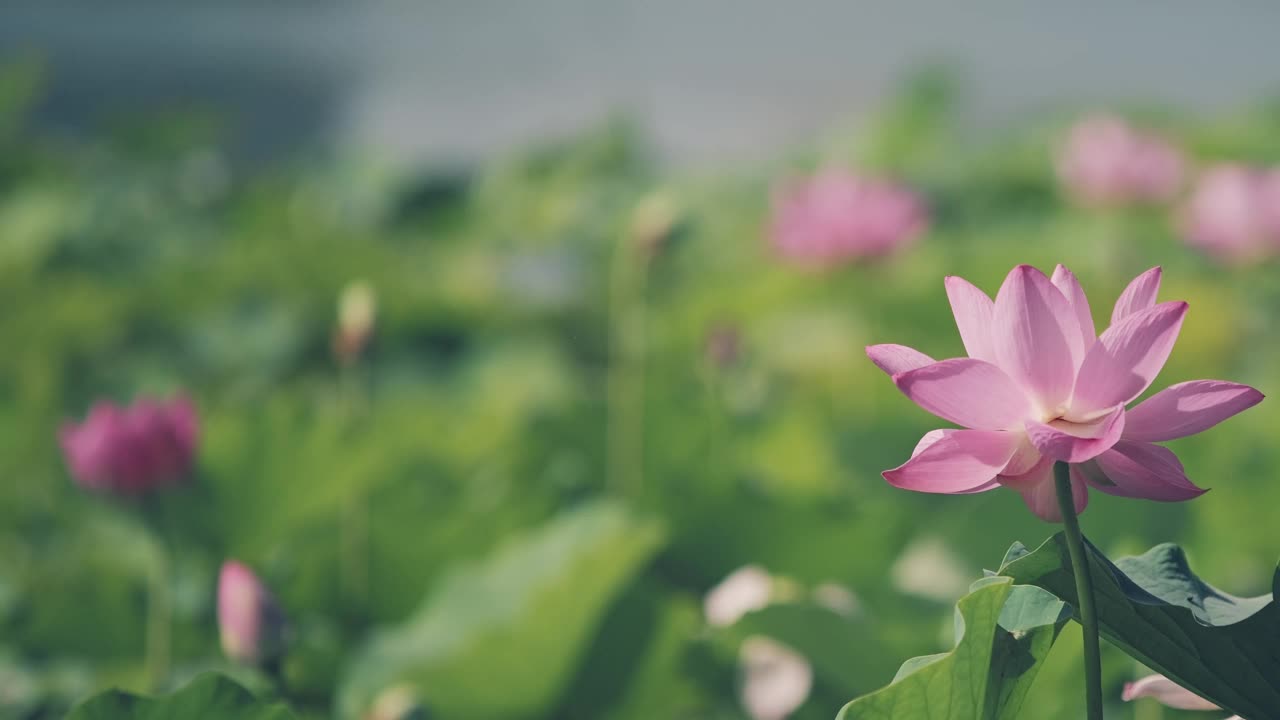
[770, 169, 926, 266]
[1056, 114, 1184, 206]
[1122, 674, 1223, 712]
[59, 395, 199, 496]
[217, 560, 288, 666]
[1182, 164, 1280, 265]
[334, 281, 377, 364]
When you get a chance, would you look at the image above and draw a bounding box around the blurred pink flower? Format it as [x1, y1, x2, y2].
[1122, 674, 1240, 719]
[739, 636, 813, 720]
[218, 560, 288, 666]
[59, 395, 199, 495]
[867, 265, 1262, 521]
[705, 565, 774, 627]
[1056, 114, 1184, 206]
[770, 169, 926, 265]
[1182, 164, 1280, 265]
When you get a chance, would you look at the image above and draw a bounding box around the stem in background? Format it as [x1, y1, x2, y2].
[262, 655, 292, 706]
[145, 537, 171, 692]
[606, 230, 650, 499]
[339, 362, 370, 615]
[1054, 461, 1104, 720]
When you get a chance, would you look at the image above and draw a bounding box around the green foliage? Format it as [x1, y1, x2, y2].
[2, 60, 1280, 719]
[1002, 533, 1280, 719]
[67, 673, 294, 720]
[336, 501, 666, 719]
[837, 578, 1069, 720]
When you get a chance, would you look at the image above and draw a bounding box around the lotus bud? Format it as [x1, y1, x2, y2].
[1122, 674, 1227, 714]
[334, 280, 377, 365]
[628, 190, 680, 259]
[364, 685, 430, 720]
[739, 636, 813, 720]
[217, 560, 288, 667]
[704, 565, 774, 627]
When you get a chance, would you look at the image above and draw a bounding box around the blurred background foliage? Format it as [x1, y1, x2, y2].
[0, 57, 1278, 719]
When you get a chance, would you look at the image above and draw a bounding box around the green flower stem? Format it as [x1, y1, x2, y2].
[606, 228, 651, 499]
[1054, 461, 1104, 720]
[145, 537, 171, 691]
[339, 362, 370, 615]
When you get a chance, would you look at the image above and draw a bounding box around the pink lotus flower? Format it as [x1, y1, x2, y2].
[59, 395, 199, 495]
[1056, 115, 1184, 206]
[1182, 164, 1280, 265]
[1122, 674, 1240, 719]
[867, 265, 1262, 521]
[218, 560, 288, 666]
[770, 169, 927, 266]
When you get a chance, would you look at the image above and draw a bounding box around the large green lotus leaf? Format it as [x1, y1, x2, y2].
[837, 577, 1069, 719]
[66, 673, 294, 720]
[1000, 533, 1280, 720]
[336, 500, 665, 719]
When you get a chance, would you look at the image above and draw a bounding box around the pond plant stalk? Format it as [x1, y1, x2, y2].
[335, 282, 376, 616]
[339, 361, 370, 614]
[1054, 460, 1103, 720]
[145, 535, 171, 692]
[606, 229, 648, 499]
[608, 193, 677, 499]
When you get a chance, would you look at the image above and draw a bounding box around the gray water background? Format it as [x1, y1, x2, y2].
[2, 2, 1278, 167]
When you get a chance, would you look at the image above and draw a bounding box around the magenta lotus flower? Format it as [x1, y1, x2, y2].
[1056, 115, 1184, 206]
[218, 560, 288, 666]
[1182, 164, 1280, 265]
[1123, 674, 1239, 719]
[770, 169, 926, 265]
[60, 395, 199, 495]
[867, 265, 1262, 521]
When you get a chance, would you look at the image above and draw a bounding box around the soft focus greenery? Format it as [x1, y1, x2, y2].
[67, 674, 294, 720]
[2, 61, 1279, 719]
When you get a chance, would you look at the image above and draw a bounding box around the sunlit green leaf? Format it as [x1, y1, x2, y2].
[837, 578, 1068, 719]
[336, 500, 666, 719]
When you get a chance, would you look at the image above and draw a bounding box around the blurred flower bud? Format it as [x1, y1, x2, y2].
[739, 636, 813, 720]
[1122, 674, 1223, 712]
[812, 582, 860, 617]
[334, 281, 377, 365]
[59, 395, 199, 496]
[770, 169, 927, 266]
[628, 190, 680, 258]
[705, 565, 774, 627]
[364, 684, 430, 720]
[1182, 164, 1280, 265]
[890, 536, 971, 602]
[218, 561, 288, 667]
[704, 323, 742, 369]
[1056, 114, 1184, 206]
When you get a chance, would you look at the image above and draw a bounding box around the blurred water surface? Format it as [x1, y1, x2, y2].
[3, 1, 1280, 165]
